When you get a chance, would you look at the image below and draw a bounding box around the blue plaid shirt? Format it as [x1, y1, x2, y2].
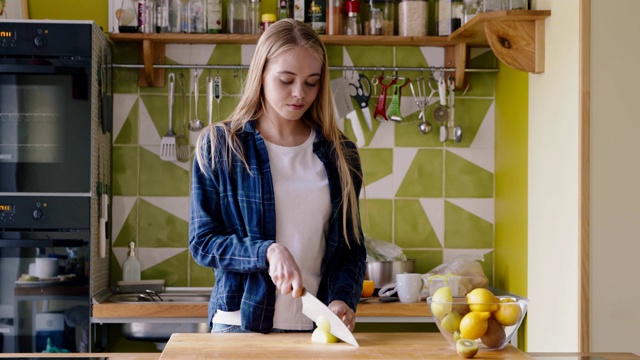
[189, 121, 366, 334]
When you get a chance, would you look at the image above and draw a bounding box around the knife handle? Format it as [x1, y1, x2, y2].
[379, 296, 399, 303]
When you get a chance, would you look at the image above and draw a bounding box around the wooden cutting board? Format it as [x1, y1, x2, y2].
[160, 332, 532, 359]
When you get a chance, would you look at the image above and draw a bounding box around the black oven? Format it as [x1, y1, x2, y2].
[0, 21, 112, 353]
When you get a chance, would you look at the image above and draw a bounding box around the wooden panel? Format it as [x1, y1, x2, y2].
[484, 20, 538, 73]
[160, 333, 533, 359]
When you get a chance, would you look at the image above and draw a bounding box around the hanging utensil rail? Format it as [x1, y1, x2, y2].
[111, 64, 499, 74]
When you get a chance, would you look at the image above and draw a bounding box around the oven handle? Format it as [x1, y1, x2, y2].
[0, 64, 86, 75]
[0, 238, 87, 248]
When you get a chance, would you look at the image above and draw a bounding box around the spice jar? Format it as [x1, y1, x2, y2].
[364, 0, 394, 36]
[398, 0, 427, 36]
[262, 13, 276, 32]
[344, 0, 362, 35]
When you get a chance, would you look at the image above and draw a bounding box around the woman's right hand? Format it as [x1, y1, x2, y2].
[266, 243, 304, 297]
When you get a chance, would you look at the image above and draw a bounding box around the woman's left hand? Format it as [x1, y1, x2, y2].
[328, 300, 356, 332]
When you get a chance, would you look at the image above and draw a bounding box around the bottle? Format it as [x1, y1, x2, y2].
[344, 1, 362, 35]
[156, 0, 169, 32]
[364, 0, 394, 35]
[249, 0, 262, 34]
[326, 0, 343, 34]
[206, 0, 223, 33]
[138, 0, 156, 33]
[122, 242, 141, 281]
[278, 0, 293, 20]
[189, 0, 206, 33]
[368, 7, 383, 35]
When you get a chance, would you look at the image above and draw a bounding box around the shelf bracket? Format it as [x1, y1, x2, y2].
[138, 39, 166, 87]
[484, 19, 545, 73]
[445, 43, 470, 90]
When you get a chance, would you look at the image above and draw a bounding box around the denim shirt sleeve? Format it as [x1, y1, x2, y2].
[189, 129, 274, 272]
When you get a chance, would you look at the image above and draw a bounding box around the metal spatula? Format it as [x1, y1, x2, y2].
[160, 73, 177, 161]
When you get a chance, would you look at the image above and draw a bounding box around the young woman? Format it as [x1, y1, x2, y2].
[189, 19, 367, 334]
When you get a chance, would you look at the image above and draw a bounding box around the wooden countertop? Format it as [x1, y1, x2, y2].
[92, 297, 431, 319]
[160, 332, 530, 359]
[0, 353, 159, 359]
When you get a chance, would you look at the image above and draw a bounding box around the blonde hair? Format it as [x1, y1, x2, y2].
[195, 19, 362, 246]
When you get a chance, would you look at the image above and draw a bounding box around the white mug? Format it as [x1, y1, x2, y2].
[395, 273, 424, 303]
[35, 257, 58, 278]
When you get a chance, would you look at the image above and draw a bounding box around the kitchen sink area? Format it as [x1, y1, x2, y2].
[93, 287, 212, 349]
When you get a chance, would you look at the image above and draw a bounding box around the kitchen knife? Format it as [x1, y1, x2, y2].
[300, 290, 359, 347]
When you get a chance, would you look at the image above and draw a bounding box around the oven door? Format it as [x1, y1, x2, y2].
[0, 230, 89, 353]
[0, 58, 92, 194]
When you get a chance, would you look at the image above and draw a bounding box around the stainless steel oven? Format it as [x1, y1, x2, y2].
[0, 20, 112, 353]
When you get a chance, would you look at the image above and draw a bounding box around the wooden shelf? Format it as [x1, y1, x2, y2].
[109, 10, 550, 87]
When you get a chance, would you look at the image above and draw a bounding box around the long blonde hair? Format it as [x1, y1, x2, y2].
[195, 19, 362, 246]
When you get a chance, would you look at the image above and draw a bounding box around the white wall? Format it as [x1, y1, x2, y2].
[528, 0, 581, 352]
[590, 0, 640, 354]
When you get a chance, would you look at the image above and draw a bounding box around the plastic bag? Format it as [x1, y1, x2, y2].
[425, 254, 489, 296]
[364, 236, 407, 262]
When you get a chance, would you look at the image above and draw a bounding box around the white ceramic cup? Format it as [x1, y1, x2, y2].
[396, 273, 423, 303]
[35, 257, 58, 278]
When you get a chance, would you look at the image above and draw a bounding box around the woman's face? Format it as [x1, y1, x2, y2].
[261, 47, 323, 124]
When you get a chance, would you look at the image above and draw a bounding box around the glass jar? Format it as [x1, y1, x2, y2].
[117, 0, 139, 33]
[436, 0, 461, 35]
[482, 0, 503, 11]
[344, 0, 362, 35]
[227, 0, 250, 33]
[249, 0, 262, 34]
[364, 0, 395, 36]
[506, 0, 527, 10]
[462, 0, 480, 24]
[398, 0, 427, 36]
[138, 0, 156, 33]
[168, 0, 181, 32]
[327, 0, 343, 34]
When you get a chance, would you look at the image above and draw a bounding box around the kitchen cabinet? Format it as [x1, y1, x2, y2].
[108, 10, 550, 87]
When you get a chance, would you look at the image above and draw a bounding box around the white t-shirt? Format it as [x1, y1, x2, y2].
[212, 131, 331, 330]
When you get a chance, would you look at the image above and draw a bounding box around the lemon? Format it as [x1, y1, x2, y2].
[430, 286, 453, 320]
[361, 280, 375, 298]
[494, 298, 522, 326]
[466, 288, 499, 313]
[459, 311, 490, 340]
[315, 315, 331, 332]
[311, 328, 338, 344]
[440, 310, 462, 333]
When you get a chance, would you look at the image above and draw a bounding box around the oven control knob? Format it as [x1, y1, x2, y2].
[32, 208, 44, 220]
[34, 35, 47, 47]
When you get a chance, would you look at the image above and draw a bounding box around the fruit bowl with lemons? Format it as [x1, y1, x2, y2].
[427, 286, 528, 355]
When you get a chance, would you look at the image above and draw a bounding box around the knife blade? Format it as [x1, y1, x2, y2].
[300, 290, 359, 347]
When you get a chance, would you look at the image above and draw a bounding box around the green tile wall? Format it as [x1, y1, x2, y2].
[110, 44, 498, 287]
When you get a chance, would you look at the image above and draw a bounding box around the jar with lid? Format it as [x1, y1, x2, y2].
[435, 0, 462, 36]
[398, 0, 427, 36]
[364, 0, 395, 36]
[227, 0, 250, 33]
[344, 0, 362, 35]
[262, 13, 276, 33]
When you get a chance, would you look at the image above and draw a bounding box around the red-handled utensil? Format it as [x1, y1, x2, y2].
[374, 75, 397, 122]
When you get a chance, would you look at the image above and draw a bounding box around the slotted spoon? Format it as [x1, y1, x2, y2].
[160, 73, 177, 161]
